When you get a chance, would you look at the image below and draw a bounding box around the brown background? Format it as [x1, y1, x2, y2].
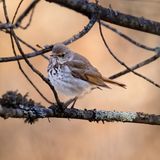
[0, 0, 160, 159]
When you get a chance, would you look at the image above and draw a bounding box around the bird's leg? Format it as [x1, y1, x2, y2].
[64, 98, 75, 108]
[64, 97, 78, 108]
[70, 97, 78, 108]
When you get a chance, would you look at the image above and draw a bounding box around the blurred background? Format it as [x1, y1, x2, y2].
[0, 0, 160, 159]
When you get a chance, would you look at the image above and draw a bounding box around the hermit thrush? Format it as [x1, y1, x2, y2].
[48, 43, 126, 106]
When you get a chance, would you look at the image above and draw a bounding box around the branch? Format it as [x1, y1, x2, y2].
[11, 30, 61, 105]
[0, 13, 97, 63]
[63, 14, 97, 45]
[16, 36, 49, 60]
[0, 47, 51, 63]
[15, 0, 40, 28]
[101, 22, 156, 52]
[109, 52, 160, 79]
[45, 0, 160, 35]
[10, 33, 52, 104]
[2, 0, 52, 104]
[98, 19, 160, 88]
[0, 22, 14, 30]
[0, 91, 160, 125]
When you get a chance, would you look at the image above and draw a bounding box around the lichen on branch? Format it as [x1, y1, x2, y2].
[0, 91, 160, 125]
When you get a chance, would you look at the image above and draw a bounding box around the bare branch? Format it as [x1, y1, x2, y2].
[98, 20, 160, 88]
[0, 46, 51, 63]
[15, 0, 40, 27]
[10, 34, 52, 104]
[63, 14, 97, 45]
[12, 0, 24, 23]
[19, 5, 36, 29]
[0, 22, 14, 30]
[2, 0, 10, 23]
[2, 0, 52, 104]
[16, 35, 49, 60]
[109, 51, 160, 79]
[101, 22, 156, 52]
[11, 30, 61, 105]
[45, 0, 160, 35]
[0, 14, 97, 63]
[0, 91, 160, 125]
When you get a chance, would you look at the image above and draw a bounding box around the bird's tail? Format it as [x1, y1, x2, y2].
[102, 77, 126, 88]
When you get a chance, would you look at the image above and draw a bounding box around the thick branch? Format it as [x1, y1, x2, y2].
[0, 91, 160, 125]
[46, 0, 160, 35]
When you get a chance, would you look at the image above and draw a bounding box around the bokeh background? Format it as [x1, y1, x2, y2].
[0, 0, 160, 159]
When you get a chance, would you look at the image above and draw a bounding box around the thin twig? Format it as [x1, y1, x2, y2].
[19, 4, 36, 29]
[0, 29, 49, 60]
[101, 21, 156, 52]
[3, 0, 52, 104]
[17, 36, 37, 51]
[12, 0, 49, 60]
[0, 47, 52, 63]
[11, 30, 61, 105]
[2, 0, 10, 23]
[109, 51, 160, 79]
[16, 35, 49, 60]
[12, 0, 24, 23]
[0, 14, 97, 63]
[15, 0, 39, 27]
[10, 35, 52, 104]
[63, 14, 97, 45]
[98, 20, 160, 88]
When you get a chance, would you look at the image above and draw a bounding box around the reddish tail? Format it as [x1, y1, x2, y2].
[102, 77, 126, 88]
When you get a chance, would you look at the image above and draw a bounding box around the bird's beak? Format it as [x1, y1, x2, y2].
[50, 54, 56, 58]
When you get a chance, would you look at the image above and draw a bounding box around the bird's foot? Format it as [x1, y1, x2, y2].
[64, 97, 78, 108]
[49, 97, 78, 112]
[49, 101, 65, 112]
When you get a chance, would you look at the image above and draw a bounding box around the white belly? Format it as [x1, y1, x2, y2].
[48, 65, 93, 97]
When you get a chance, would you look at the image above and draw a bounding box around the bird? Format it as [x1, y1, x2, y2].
[48, 43, 126, 107]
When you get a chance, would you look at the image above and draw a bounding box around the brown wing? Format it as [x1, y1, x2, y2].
[65, 54, 111, 89]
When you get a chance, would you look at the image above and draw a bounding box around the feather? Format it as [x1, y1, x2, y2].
[64, 51, 125, 89]
[102, 76, 126, 88]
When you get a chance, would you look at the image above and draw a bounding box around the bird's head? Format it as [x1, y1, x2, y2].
[52, 43, 69, 58]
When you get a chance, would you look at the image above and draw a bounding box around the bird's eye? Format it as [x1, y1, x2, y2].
[59, 53, 65, 57]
